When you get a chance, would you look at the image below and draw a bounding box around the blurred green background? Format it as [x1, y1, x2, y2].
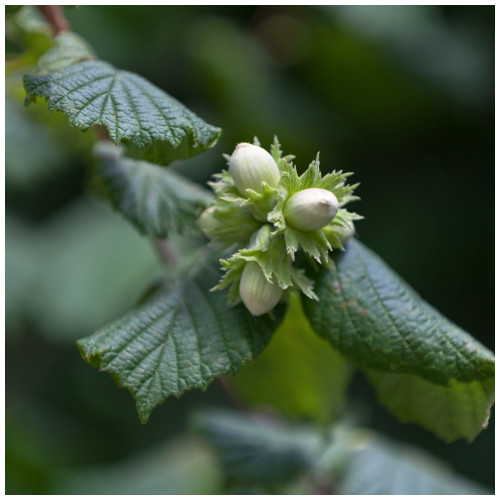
[6, 5, 494, 494]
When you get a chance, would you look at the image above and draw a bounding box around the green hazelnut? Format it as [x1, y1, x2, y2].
[283, 188, 339, 232]
[198, 206, 220, 238]
[229, 143, 280, 196]
[239, 261, 283, 316]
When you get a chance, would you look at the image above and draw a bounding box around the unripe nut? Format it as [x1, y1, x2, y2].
[337, 219, 355, 241]
[198, 206, 220, 238]
[239, 262, 283, 316]
[283, 188, 339, 232]
[229, 143, 280, 196]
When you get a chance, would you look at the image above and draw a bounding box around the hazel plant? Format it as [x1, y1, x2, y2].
[199, 137, 362, 315]
[15, 5, 493, 448]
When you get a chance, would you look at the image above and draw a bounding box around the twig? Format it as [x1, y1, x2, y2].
[38, 5, 70, 35]
[36, 7, 111, 144]
[94, 124, 111, 141]
[309, 477, 336, 495]
[154, 239, 177, 266]
[216, 376, 246, 410]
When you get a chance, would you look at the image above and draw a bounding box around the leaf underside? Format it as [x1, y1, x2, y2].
[340, 433, 490, 494]
[77, 263, 284, 423]
[194, 410, 320, 485]
[365, 370, 494, 443]
[303, 239, 494, 386]
[24, 59, 221, 165]
[95, 142, 214, 238]
[194, 409, 490, 494]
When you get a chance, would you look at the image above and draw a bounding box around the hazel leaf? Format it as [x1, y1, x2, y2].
[94, 142, 214, 238]
[302, 239, 495, 385]
[193, 410, 321, 485]
[23, 59, 221, 165]
[77, 262, 285, 423]
[364, 370, 494, 442]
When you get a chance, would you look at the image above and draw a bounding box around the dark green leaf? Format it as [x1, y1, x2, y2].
[231, 293, 352, 424]
[193, 410, 321, 485]
[77, 263, 284, 423]
[339, 432, 490, 494]
[303, 239, 494, 385]
[24, 60, 222, 165]
[94, 142, 213, 238]
[364, 370, 494, 442]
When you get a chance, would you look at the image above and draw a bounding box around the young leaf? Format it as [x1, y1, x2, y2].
[94, 142, 214, 238]
[230, 294, 353, 424]
[302, 239, 494, 385]
[24, 60, 222, 165]
[77, 262, 284, 423]
[364, 370, 494, 443]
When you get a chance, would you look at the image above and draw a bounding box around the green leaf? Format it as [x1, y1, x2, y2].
[303, 239, 494, 385]
[364, 370, 494, 442]
[338, 432, 491, 494]
[24, 60, 222, 165]
[94, 142, 213, 238]
[193, 410, 321, 486]
[230, 294, 352, 424]
[77, 262, 284, 423]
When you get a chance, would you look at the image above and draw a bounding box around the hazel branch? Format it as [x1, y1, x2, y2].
[38, 5, 70, 35]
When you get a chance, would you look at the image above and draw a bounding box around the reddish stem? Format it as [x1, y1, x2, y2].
[94, 125, 111, 141]
[155, 239, 177, 267]
[38, 5, 70, 35]
[216, 376, 246, 410]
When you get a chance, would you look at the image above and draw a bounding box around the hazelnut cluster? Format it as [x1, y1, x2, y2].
[199, 138, 361, 316]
